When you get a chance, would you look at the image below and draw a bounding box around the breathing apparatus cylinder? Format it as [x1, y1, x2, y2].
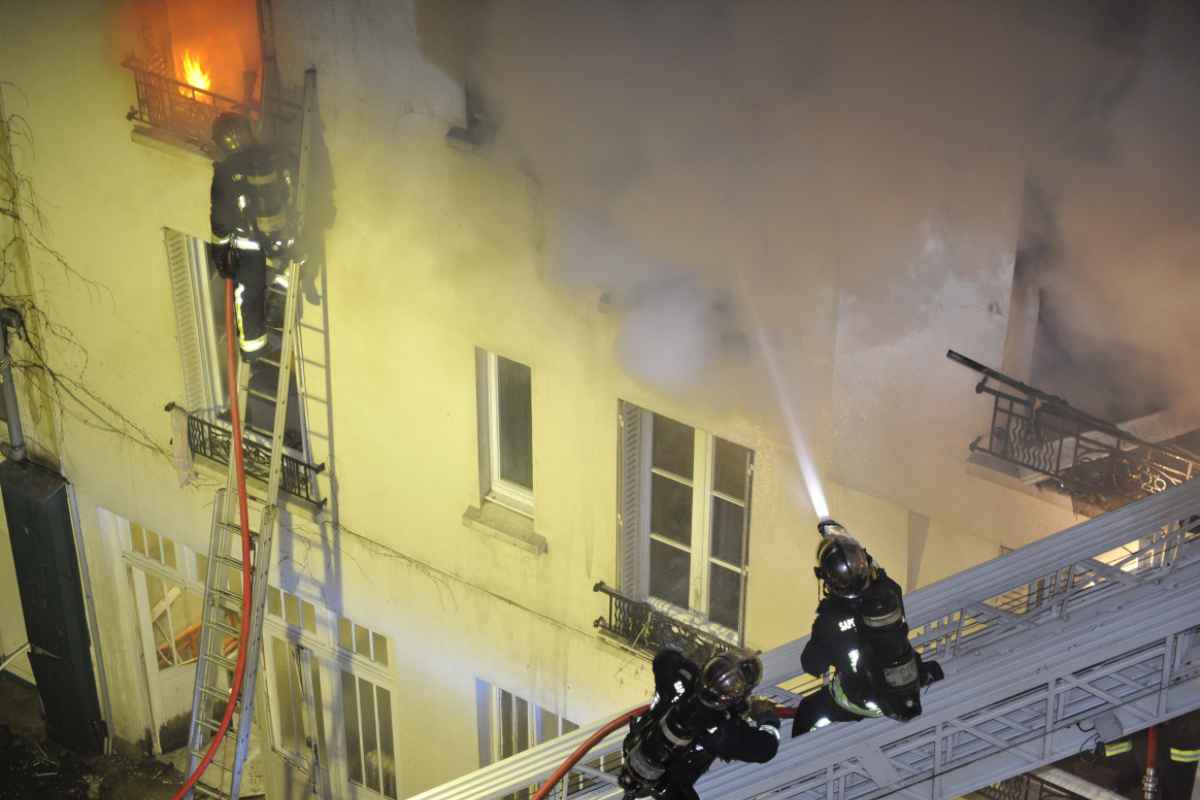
[619, 652, 763, 798]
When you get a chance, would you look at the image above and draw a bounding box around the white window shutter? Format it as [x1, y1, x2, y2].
[618, 401, 649, 597]
[164, 229, 206, 412]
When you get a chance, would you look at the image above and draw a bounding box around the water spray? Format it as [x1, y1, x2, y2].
[736, 274, 831, 520]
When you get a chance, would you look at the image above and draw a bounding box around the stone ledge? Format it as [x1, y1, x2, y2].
[462, 503, 548, 556]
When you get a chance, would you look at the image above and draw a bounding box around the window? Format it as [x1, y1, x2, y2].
[337, 615, 390, 668]
[476, 681, 577, 800]
[342, 671, 398, 799]
[617, 401, 754, 640]
[267, 586, 317, 634]
[164, 227, 306, 452]
[476, 349, 534, 516]
[268, 637, 325, 766]
[145, 573, 203, 669]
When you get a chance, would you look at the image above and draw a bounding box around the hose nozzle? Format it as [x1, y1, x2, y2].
[817, 518, 847, 538]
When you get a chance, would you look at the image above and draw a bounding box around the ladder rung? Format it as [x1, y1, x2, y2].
[204, 618, 241, 638]
[193, 781, 232, 800]
[246, 387, 277, 403]
[210, 587, 245, 606]
[208, 553, 245, 571]
[200, 686, 234, 705]
[202, 653, 238, 673]
[217, 522, 257, 538]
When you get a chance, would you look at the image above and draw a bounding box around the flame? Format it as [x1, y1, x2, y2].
[181, 49, 211, 93]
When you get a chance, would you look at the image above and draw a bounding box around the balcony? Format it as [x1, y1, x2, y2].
[123, 57, 300, 159]
[178, 408, 325, 508]
[592, 581, 744, 664]
[948, 350, 1199, 515]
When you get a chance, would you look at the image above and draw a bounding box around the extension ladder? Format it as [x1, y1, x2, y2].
[184, 68, 318, 800]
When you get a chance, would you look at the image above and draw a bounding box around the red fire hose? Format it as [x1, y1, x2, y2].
[528, 702, 795, 800]
[172, 278, 255, 800]
[529, 705, 648, 800]
[1144, 724, 1159, 800]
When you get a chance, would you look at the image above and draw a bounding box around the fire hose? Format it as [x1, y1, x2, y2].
[528, 704, 797, 800]
[172, 278, 255, 800]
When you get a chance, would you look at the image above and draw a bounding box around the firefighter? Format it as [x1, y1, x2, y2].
[209, 112, 297, 362]
[791, 521, 943, 737]
[620, 646, 781, 800]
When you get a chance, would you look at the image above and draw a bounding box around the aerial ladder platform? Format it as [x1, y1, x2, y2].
[411, 477, 1200, 800]
[181, 68, 321, 800]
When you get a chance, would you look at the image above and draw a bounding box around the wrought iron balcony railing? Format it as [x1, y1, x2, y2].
[178, 407, 325, 508]
[948, 350, 1199, 514]
[123, 57, 301, 158]
[592, 581, 743, 665]
[974, 772, 1086, 800]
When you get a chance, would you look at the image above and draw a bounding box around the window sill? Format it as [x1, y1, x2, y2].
[462, 503, 548, 556]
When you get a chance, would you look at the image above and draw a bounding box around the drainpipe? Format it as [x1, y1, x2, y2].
[0, 307, 26, 462]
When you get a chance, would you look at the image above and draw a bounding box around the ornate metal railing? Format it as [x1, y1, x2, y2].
[948, 350, 1199, 514]
[974, 773, 1084, 800]
[184, 411, 325, 507]
[123, 57, 301, 158]
[592, 581, 743, 665]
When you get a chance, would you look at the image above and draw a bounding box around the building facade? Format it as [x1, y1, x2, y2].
[0, 2, 1101, 798]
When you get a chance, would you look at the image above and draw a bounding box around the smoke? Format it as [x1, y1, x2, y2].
[416, 1, 1200, 446]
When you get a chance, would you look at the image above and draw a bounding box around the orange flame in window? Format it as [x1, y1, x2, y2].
[181, 50, 211, 93]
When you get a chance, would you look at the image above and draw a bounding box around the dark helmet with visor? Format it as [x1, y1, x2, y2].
[815, 520, 873, 599]
[212, 112, 254, 155]
[697, 652, 763, 709]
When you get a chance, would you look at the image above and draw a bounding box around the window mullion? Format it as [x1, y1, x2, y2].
[690, 430, 712, 614]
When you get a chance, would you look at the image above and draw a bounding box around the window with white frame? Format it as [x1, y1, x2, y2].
[163, 227, 306, 450]
[617, 401, 754, 640]
[475, 349, 534, 516]
[341, 670, 398, 798]
[476, 681, 577, 800]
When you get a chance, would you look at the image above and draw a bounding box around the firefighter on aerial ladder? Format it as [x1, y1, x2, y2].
[209, 111, 298, 362]
[790, 520, 944, 736]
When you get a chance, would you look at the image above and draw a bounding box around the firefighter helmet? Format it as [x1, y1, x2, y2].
[212, 112, 254, 155]
[815, 523, 873, 599]
[698, 652, 763, 709]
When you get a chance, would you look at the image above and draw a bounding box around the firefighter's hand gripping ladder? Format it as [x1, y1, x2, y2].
[178, 69, 318, 800]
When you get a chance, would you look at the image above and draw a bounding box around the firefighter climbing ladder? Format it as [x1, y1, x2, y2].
[183, 68, 319, 800]
[410, 478, 1200, 800]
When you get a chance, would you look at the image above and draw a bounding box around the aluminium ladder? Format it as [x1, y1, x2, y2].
[184, 68, 319, 800]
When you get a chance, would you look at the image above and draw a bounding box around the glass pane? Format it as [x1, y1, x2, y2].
[196, 554, 209, 585]
[652, 414, 694, 479]
[562, 719, 578, 734]
[267, 587, 282, 618]
[359, 678, 381, 791]
[131, 524, 146, 556]
[713, 438, 751, 501]
[342, 671, 363, 784]
[500, 691, 514, 759]
[272, 638, 300, 754]
[284, 593, 301, 627]
[162, 538, 177, 570]
[170, 587, 203, 663]
[311, 665, 327, 773]
[355, 624, 371, 658]
[302, 601, 316, 633]
[709, 563, 742, 631]
[710, 497, 745, 567]
[649, 540, 690, 608]
[147, 530, 161, 563]
[146, 574, 173, 669]
[515, 696, 529, 753]
[497, 356, 533, 490]
[377, 687, 397, 798]
[540, 708, 559, 742]
[372, 632, 388, 666]
[650, 474, 692, 546]
[338, 617, 354, 651]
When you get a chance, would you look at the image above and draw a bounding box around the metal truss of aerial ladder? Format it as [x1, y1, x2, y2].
[410, 478, 1200, 800]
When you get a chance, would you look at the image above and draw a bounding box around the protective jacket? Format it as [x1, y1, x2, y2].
[645, 648, 780, 799]
[800, 568, 941, 721]
[210, 143, 294, 246]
